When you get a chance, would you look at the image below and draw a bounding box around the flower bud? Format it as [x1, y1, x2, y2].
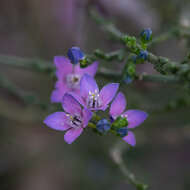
[117, 127, 128, 137]
[96, 119, 111, 134]
[111, 116, 128, 130]
[140, 28, 152, 42]
[67, 47, 85, 65]
[138, 50, 148, 60]
[80, 58, 88, 68]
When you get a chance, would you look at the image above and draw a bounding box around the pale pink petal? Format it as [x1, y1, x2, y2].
[123, 110, 148, 128]
[62, 93, 82, 115]
[54, 56, 73, 79]
[123, 131, 136, 146]
[109, 92, 126, 118]
[43, 112, 70, 131]
[51, 81, 69, 103]
[75, 61, 99, 76]
[80, 74, 99, 99]
[82, 108, 92, 127]
[64, 128, 83, 144]
[99, 83, 119, 107]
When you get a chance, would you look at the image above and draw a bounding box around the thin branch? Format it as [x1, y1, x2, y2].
[98, 68, 180, 83]
[0, 54, 180, 84]
[89, 9, 190, 83]
[0, 74, 49, 109]
[110, 141, 148, 190]
[149, 27, 190, 46]
[139, 73, 180, 83]
[0, 54, 54, 74]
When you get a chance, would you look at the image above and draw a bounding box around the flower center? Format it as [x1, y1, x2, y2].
[87, 90, 102, 109]
[66, 74, 81, 89]
[66, 114, 82, 128]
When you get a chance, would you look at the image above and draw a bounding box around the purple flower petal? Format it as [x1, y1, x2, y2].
[62, 93, 82, 115]
[123, 110, 148, 128]
[51, 82, 69, 103]
[80, 74, 99, 99]
[100, 105, 109, 111]
[109, 92, 126, 118]
[51, 89, 62, 103]
[54, 56, 73, 79]
[43, 112, 70, 131]
[99, 83, 119, 108]
[75, 61, 99, 77]
[64, 127, 83, 144]
[82, 108, 92, 128]
[67, 92, 85, 107]
[123, 131, 136, 146]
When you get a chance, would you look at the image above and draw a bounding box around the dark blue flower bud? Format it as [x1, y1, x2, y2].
[67, 47, 85, 65]
[96, 119, 111, 134]
[140, 28, 152, 42]
[117, 127, 128, 137]
[123, 76, 133, 84]
[138, 50, 148, 60]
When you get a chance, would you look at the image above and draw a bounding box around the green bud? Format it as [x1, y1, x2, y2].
[123, 36, 137, 50]
[127, 64, 136, 75]
[80, 58, 88, 68]
[111, 116, 128, 130]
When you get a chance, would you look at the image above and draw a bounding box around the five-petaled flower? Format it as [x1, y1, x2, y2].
[72, 74, 119, 111]
[110, 92, 148, 146]
[51, 56, 98, 103]
[44, 93, 92, 144]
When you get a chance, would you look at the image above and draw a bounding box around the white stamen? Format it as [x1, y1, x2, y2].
[87, 90, 102, 109]
[121, 114, 128, 119]
[66, 114, 82, 128]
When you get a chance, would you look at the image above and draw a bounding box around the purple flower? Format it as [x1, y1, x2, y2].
[109, 92, 148, 146]
[44, 93, 92, 144]
[71, 74, 119, 111]
[51, 56, 98, 103]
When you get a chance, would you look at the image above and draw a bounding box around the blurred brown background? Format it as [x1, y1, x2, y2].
[0, 0, 190, 190]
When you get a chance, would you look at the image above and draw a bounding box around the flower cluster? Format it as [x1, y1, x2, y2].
[51, 47, 98, 103]
[44, 47, 148, 145]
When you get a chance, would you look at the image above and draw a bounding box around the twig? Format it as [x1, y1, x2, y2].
[0, 54, 54, 74]
[139, 73, 180, 83]
[0, 54, 180, 84]
[110, 141, 148, 190]
[0, 74, 49, 109]
[89, 9, 190, 83]
[149, 27, 190, 46]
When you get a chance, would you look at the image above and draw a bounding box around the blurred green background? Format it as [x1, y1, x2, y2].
[0, 0, 190, 190]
